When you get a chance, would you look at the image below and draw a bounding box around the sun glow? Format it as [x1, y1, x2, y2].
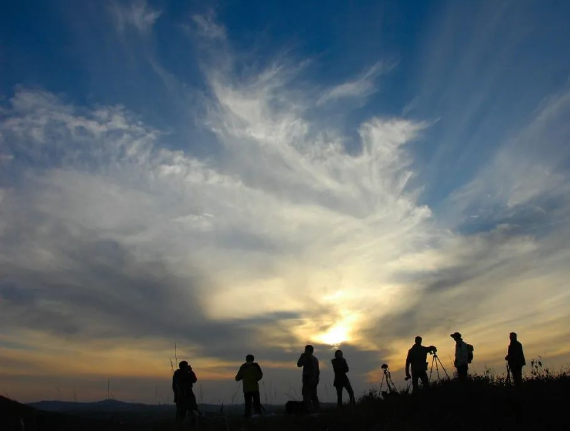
[315, 310, 362, 347]
[318, 324, 350, 346]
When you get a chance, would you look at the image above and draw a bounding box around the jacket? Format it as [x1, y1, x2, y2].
[297, 353, 320, 381]
[172, 368, 197, 401]
[235, 362, 263, 393]
[454, 341, 470, 367]
[331, 357, 350, 387]
[406, 345, 432, 373]
[506, 341, 526, 367]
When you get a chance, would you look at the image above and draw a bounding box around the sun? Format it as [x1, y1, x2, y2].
[318, 323, 350, 347]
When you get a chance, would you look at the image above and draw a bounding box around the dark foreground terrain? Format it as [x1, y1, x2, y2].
[3, 371, 570, 431]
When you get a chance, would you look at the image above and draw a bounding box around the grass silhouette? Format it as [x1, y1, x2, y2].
[4, 365, 570, 430]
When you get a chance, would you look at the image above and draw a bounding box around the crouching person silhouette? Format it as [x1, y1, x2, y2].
[172, 361, 198, 426]
[297, 345, 320, 413]
[235, 354, 263, 417]
[332, 350, 355, 407]
[405, 336, 437, 392]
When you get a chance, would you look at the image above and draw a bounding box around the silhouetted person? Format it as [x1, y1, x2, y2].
[450, 332, 472, 381]
[172, 361, 198, 426]
[331, 350, 355, 408]
[297, 345, 320, 413]
[405, 336, 437, 392]
[505, 332, 526, 386]
[235, 354, 263, 417]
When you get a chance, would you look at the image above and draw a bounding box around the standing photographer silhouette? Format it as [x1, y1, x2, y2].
[297, 345, 320, 413]
[405, 336, 437, 392]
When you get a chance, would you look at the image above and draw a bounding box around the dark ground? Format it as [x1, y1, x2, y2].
[3, 372, 570, 430]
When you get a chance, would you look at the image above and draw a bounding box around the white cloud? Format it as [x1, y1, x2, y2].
[317, 61, 394, 106]
[110, 0, 162, 34]
[402, 96, 419, 116]
[0, 70, 434, 351]
[442, 85, 570, 228]
[192, 14, 226, 40]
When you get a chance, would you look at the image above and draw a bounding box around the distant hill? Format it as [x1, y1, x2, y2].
[27, 398, 251, 414]
[28, 398, 172, 413]
[0, 395, 106, 431]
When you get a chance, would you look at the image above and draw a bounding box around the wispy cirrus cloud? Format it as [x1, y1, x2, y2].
[192, 13, 226, 41]
[441, 83, 570, 231]
[109, 0, 161, 34]
[317, 61, 394, 106]
[1, 57, 433, 398]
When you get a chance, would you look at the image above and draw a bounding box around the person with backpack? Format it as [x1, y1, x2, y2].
[235, 354, 264, 417]
[505, 332, 526, 386]
[331, 350, 355, 407]
[172, 361, 199, 425]
[450, 332, 473, 381]
[405, 336, 437, 392]
[297, 345, 320, 413]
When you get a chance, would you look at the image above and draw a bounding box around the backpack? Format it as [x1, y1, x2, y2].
[467, 344, 474, 363]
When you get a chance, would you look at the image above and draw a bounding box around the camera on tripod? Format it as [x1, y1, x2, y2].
[428, 347, 449, 381]
[379, 363, 397, 395]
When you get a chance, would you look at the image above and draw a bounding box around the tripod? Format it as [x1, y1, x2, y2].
[379, 366, 397, 394]
[506, 363, 512, 386]
[429, 352, 450, 381]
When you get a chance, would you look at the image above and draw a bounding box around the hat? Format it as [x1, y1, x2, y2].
[450, 332, 462, 339]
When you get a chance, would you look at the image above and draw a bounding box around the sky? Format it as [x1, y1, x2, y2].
[1, 0, 570, 404]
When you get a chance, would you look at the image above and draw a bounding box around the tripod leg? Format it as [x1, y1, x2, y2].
[387, 371, 395, 393]
[435, 355, 449, 379]
[429, 356, 435, 382]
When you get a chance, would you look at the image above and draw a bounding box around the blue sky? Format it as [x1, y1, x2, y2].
[1, 0, 570, 403]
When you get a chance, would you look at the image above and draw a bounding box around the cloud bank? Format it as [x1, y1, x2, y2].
[1, 5, 570, 403]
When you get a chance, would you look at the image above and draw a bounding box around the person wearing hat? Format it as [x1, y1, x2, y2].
[450, 332, 471, 380]
[172, 361, 199, 425]
[505, 332, 526, 386]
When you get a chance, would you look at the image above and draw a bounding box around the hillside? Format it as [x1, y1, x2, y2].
[0, 395, 106, 431]
[4, 372, 570, 430]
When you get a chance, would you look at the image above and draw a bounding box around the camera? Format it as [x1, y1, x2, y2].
[381, 363, 388, 370]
